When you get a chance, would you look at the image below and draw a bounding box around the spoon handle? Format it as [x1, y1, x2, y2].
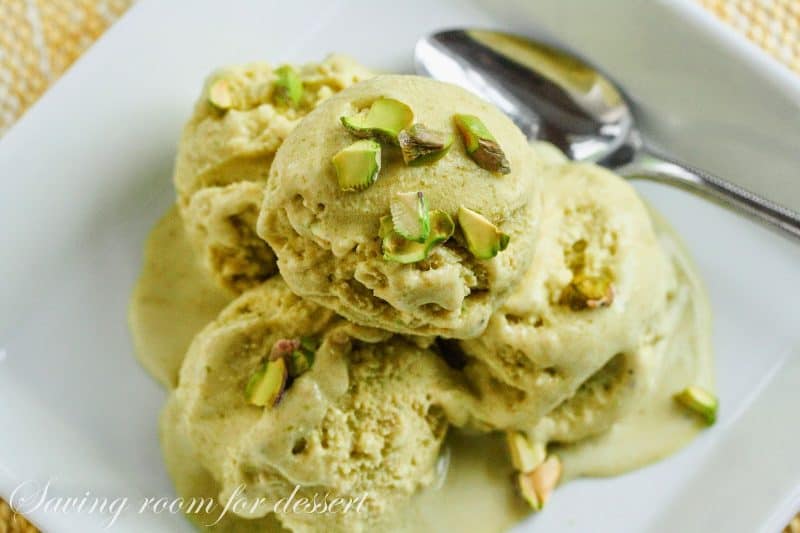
[615, 150, 800, 241]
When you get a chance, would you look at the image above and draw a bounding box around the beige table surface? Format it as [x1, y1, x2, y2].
[0, 0, 798, 532]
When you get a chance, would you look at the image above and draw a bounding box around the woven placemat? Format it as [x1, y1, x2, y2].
[0, 498, 37, 533]
[1, 0, 799, 137]
[0, 0, 798, 531]
[0, 0, 132, 136]
[699, 0, 800, 72]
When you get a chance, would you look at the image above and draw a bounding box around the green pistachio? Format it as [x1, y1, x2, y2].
[273, 65, 303, 107]
[390, 191, 430, 242]
[453, 114, 510, 173]
[560, 274, 614, 311]
[398, 124, 453, 165]
[674, 386, 718, 425]
[287, 336, 318, 377]
[506, 431, 546, 473]
[341, 97, 414, 145]
[457, 206, 510, 259]
[382, 209, 454, 263]
[332, 139, 382, 191]
[515, 456, 562, 511]
[244, 357, 288, 407]
[208, 78, 234, 110]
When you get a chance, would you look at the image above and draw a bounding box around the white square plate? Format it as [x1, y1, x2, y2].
[1, 1, 799, 532]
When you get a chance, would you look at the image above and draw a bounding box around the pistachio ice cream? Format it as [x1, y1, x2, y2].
[454, 157, 677, 430]
[182, 182, 278, 292]
[257, 75, 542, 338]
[530, 239, 712, 453]
[174, 55, 373, 292]
[128, 55, 716, 533]
[172, 278, 462, 533]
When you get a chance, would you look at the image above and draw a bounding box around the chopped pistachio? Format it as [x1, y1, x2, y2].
[674, 386, 718, 425]
[560, 274, 614, 311]
[273, 65, 303, 107]
[532, 456, 562, 507]
[427, 209, 455, 246]
[244, 357, 288, 407]
[332, 139, 382, 191]
[289, 349, 312, 377]
[381, 209, 454, 264]
[341, 97, 414, 145]
[382, 231, 429, 264]
[515, 472, 542, 511]
[208, 78, 234, 110]
[379, 215, 394, 239]
[391, 191, 430, 242]
[453, 114, 510, 173]
[269, 338, 301, 361]
[505, 431, 546, 473]
[516, 456, 562, 511]
[457, 206, 510, 260]
[398, 124, 453, 165]
[288, 336, 318, 377]
[299, 336, 319, 352]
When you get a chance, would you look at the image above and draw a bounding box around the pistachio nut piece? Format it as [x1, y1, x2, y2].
[457, 206, 510, 260]
[398, 124, 453, 165]
[379, 215, 395, 239]
[288, 352, 311, 378]
[453, 114, 510, 174]
[332, 139, 382, 191]
[381, 209, 454, 263]
[244, 357, 288, 408]
[516, 456, 562, 511]
[288, 336, 318, 377]
[391, 191, 430, 242]
[530, 456, 562, 508]
[506, 431, 546, 473]
[273, 65, 303, 107]
[515, 472, 542, 511]
[299, 336, 319, 353]
[427, 209, 455, 246]
[269, 338, 301, 361]
[208, 78, 234, 111]
[560, 274, 615, 311]
[674, 386, 718, 425]
[341, 97, 414, 144]
[382, 231, 429, 264]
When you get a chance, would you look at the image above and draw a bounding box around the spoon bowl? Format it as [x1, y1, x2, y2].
[415, 28, 800, 240]
[415, 29, 634, 162]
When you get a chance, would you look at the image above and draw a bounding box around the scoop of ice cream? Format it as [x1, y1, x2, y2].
[175, 55, 374, 202]
[257, 75, 543, 338]
[527, 263, 692, 447]
[174, 55, 373, 291]
[174, 278, 460, 532]
[159, 396, 281, 533]
[182, 182, 277, 292]
[550, 207, 714, 477]
[452, 156, 676, 431]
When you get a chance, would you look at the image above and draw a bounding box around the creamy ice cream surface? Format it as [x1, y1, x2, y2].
[183, 182, 278, 292]
[454, 156, 676, 431]
[172, 278, 462, 533]
[174, 56, 374, 292]
[127, 56, 716, 533]
[257, 75, 542, 338]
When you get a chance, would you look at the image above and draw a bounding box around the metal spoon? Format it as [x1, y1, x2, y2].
[415, 29, 800, 240]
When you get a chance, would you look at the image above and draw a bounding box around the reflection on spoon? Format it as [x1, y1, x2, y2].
[415, 29, 800, 241]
